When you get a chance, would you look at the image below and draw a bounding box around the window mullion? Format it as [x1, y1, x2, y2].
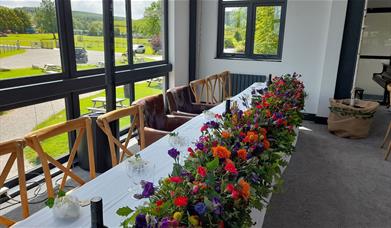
[126, 0, 134, 68]
[245, 2, 255, 58]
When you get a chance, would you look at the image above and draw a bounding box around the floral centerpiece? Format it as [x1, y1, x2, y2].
[117, 73, 306, 227]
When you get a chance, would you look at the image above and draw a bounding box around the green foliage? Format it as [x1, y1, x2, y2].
[0, 6, 31, 33]
[35, 0, 58, 39]
[143, 1, 162, 37]
[253, 7, 280, 55]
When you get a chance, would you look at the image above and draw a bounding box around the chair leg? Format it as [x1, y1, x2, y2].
[0, 216, 15, 227]
[381, 121, 391, 148]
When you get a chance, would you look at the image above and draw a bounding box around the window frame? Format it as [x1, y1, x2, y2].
[216, 0, 287, 61]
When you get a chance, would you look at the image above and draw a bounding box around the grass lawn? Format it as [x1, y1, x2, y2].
[0, 49, 25, 58]
[0, 67, 44, 80]
[24, 81, 163, 164]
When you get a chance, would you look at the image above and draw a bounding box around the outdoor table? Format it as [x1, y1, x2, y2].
[88, 97, 126, 113]
[14, 82, 298, 228]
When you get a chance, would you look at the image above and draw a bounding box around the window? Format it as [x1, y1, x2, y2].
[0, 99, 68, 180]
[217, 0, 286, 60]
[71, 0, 104, 71]
[0, 0, 170, 188]
[0, 0, 62, 80]
[131, 0, 165, 64]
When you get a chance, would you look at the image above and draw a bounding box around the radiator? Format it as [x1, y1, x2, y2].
[230, 73, 267, 96]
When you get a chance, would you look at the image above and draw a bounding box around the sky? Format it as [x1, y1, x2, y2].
[0, 0, 156, 19]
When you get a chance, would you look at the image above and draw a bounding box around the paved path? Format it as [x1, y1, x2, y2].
[0, 48, 161, 69]
[0, 48, 122, 69]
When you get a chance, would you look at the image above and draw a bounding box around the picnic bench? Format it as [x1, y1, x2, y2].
[87, 97, 126, 113]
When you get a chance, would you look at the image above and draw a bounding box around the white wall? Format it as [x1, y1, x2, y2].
[168, 0, 189, 88]
[196, 0, 348, 117]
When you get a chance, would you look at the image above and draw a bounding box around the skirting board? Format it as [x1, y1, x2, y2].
[303, 113, 328, 125]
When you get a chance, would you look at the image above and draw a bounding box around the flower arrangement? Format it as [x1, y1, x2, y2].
[117, 73, 306, 227]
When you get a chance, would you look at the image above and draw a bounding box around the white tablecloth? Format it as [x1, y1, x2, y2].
[14, 82, 297, 228]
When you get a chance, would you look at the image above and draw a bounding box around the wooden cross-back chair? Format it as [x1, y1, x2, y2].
[218, 71, 231, 100]
[24, 117, 96, 199]
[206, 74, 220, 104]
[0, 139, 29, 227]
[96, 104, 145, 167]
[190, 79, 208, 104]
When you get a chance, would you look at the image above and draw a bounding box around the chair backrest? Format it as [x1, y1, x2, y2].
[0, 139, 29, 227]
[24, 117, 96, 199]
[166, 85, 195, 113]
[206, 74, 220, 104]
[218, 71, 231, 100]
[133, 94, 168, 130]
[190, 79, 208, 104]
[96, 105, 145, 167]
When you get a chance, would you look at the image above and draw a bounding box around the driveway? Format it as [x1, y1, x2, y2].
[0, 48, 122, 69]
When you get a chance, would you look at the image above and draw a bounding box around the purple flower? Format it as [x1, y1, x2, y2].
[212, 197, 223, 215]
[160, 217, 170, 228]
[196, 142, 204, 150]
[194, 202, 207, 216]
[168, 148, 180, 159]
[135, 213, 147, 228]
[142, 181, 154, 198]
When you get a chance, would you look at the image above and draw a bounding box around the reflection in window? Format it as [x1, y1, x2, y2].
[71, 0, 104, 71]
[253, 6, 281, 55]
[223, 7, 247, 54]
[131, 0, 165, 64]
[0, 0, 62, 80]
[0, 99, 68, 180]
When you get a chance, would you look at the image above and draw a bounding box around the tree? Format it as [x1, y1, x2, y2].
[0, 6, 31, 33]
[35, 0, 57, 39]
[253, 7, 280, 55]
[143, 1, 162, 37]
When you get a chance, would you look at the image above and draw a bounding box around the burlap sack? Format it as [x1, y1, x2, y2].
[328, 99, 379, 139]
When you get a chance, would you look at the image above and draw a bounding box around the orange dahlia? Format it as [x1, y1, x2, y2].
[239, 179, 250, 200]
[237, 149, 247, 160]
[212, 146, 231, 159]
[221, 131, 231, 139]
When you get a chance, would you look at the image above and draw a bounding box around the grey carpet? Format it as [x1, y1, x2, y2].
[263, 107, 391, 228]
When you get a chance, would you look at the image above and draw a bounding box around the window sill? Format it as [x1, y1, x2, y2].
[215, 56, 282, 62]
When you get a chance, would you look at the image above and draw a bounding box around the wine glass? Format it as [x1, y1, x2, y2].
[125, 157, 148, 196]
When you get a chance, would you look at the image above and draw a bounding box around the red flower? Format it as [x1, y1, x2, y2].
[231, 190, 240, 200]
[169, 176, 183, 183]
[200, 124, 208, 131]
[156, 200, 164, 207]
[225, 183, 235, 193]
[174, 196, 188, 207]
[224, 162, 238, 174]
[197, 166, 207, 177]
[215, 114, 222, 119]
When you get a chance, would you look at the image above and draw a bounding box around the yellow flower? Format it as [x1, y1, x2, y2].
[188, 215, 199, 226]
[173, 212, 183, 221]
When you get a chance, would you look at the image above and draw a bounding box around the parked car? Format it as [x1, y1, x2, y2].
[133, 44, 145, 54]
[75, 47, 88, 64]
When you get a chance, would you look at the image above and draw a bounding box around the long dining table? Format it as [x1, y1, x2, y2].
[14, 82, 298, 228]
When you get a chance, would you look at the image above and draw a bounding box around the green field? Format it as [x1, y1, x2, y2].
[0, 34, 157, 55]
[24, 80, 163, 164]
